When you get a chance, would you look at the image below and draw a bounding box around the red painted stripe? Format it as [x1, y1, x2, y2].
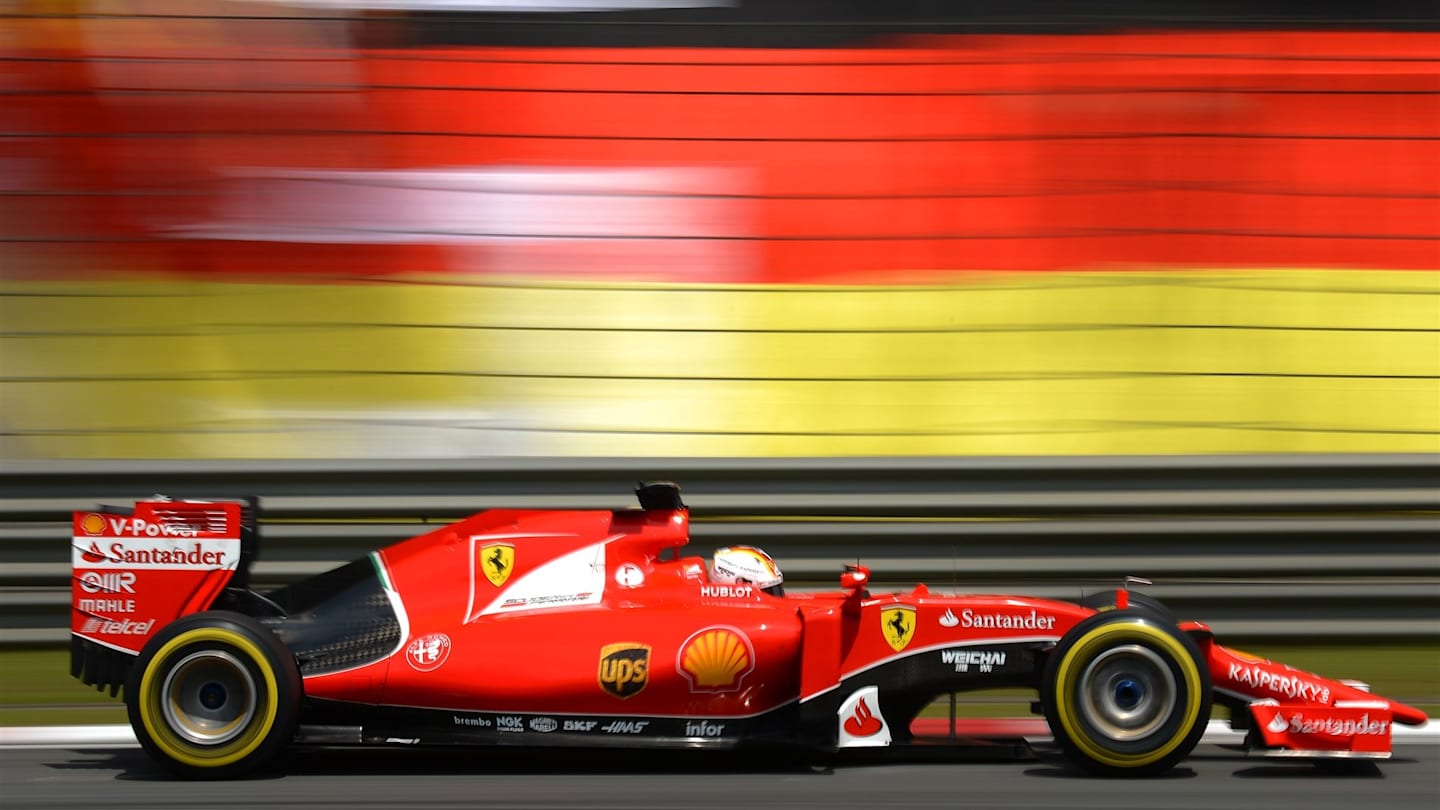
[10, 32, 1439, 280]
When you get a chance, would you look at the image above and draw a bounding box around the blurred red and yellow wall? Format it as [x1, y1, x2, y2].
[2, 3, 1436, 458]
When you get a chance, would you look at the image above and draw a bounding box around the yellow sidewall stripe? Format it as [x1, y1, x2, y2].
[1052, 622, 1203, 769]
[138, 627, 280, 769]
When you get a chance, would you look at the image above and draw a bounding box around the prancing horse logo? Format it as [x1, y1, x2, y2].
[481, 543, 515, 587]
[881, 605, 916, 652]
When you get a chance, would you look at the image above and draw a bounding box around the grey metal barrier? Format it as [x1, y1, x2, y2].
[3, 454, 1438, 644]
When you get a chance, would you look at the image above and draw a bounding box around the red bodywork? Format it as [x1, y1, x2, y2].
[71, 502, 245, 655]
[72, 492, 1428, 758]
[1200, 637, 1427, 754]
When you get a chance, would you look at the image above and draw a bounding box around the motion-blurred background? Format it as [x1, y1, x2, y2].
[2, 0, 1438, 724]
[4, 0, 1436, 460]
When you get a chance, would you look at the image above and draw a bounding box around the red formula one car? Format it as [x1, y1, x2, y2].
[69, 483, 1427, 778]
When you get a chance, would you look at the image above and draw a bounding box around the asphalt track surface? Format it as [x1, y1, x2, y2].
[4, 742, 1438, 810]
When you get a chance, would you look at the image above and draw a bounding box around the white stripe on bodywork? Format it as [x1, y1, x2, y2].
[69, 632, 140, 656]
[72, 537, 239, 571]
[462, 533, 575, 624]
[467, 535, 618, 621]
[377, 550, 410, 664]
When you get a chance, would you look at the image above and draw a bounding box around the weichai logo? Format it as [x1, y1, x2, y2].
[598, 643, 650, 699]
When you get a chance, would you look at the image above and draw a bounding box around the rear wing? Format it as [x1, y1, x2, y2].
[71, 497, 260, 696]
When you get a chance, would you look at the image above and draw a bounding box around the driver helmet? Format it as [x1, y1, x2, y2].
[709, 545, 784, 596]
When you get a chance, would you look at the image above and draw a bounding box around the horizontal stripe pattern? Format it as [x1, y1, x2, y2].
[1, 269, 1434, 458]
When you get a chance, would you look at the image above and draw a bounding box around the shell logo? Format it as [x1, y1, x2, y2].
[80, 514, 106, 536]
[677, 626, 754, 693]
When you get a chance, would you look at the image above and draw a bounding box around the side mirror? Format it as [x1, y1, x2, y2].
[840, 565, 871, 593]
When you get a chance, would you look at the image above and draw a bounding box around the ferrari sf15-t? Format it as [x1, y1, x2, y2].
[68, 483, 1428, 778]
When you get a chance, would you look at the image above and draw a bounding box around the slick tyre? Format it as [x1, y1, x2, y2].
[126, 611, 301, 779]
[1079, 590, 1178, 625]
[1041, 613, 1210, 777]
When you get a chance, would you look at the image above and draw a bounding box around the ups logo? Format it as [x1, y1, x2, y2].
[598, 643, 650, 699]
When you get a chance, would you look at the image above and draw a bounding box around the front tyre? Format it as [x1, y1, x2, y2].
[126, 612, 301, 779]
[1079, 590, 1177, 625]
[1041, 613, 1210, 777]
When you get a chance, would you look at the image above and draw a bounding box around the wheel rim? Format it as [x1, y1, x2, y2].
[160, 650, 258, 746]
[1077, 643, 1176, 742]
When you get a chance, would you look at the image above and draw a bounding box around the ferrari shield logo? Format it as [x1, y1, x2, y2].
[480, 543, 514, 587]
[881, 605, 916, 652]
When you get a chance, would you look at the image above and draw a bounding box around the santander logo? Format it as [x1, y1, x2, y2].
[837, 686, 891, 748]
[81, 542, 106, 564]
[843, 697, 884, 737]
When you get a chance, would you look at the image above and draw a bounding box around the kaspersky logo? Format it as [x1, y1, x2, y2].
[1227, 663, 1332, 704]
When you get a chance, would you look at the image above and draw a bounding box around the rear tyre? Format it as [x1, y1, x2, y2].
[126, 611, 300, 779]
[1041, 612, 1210, 777]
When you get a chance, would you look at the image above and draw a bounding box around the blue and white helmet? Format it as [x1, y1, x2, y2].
[709, 545, 784, 596]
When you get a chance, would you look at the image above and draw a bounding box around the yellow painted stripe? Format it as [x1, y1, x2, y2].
[1, 269, 1435, 458]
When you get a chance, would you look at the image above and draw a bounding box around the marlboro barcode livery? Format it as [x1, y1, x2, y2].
[70, 484, 1427, 779]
